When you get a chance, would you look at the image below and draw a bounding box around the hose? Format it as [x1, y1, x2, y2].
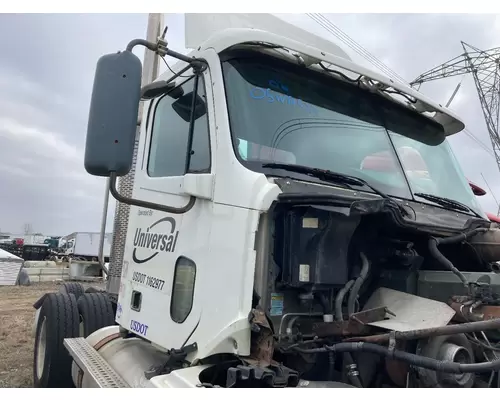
[347, 253, 370, 316]
[429, 238, 469, 289]
[435, 228, 488, 246]
[328, 352, 336, 382]
[335, 280, 355, 322]
[343, 352, 363, 388]
[346, 316, 500, 344]
[334, 279, 362, 387]
[428, 228, 489, 290]
[294, 342, 500, 374]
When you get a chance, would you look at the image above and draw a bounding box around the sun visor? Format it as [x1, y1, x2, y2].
[184, 13, 351, 61]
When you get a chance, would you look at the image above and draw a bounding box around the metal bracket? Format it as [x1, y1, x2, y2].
[144, 342, 198, 379]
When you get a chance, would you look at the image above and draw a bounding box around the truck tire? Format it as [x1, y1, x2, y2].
[85, 286, 104, 294]
[33, 292, 79, 388]
[59, 282, 85, 300]
[77, 293, 115, 338]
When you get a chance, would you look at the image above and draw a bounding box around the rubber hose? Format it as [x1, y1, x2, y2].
[328, 352, 335, 381]
[347, 253, 370, 316]
[334, 280, 362, 387]
[295, 342, 500, 374]
[343, 352, 363, 388]
[335, 280, 355, 322]
[428, 238, 469, 288]
[436, 228, 488, 246]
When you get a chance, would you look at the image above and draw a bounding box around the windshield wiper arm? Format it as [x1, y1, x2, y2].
[413, 192, 477, 215]
[262, 163, 409, 216]
[262, 163, 363, 186]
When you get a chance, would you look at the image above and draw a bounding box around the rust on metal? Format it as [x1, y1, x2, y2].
[313, 306, 391, 337]
[469, 228, 500, 263]
[312, 320, 369, 337]
[448, 297, 500, 322]
[345, 317, 500, 344]
[249, 308, 274, 367]
[478, 305, 500, 320]
[385, 340, 409, 387]
[93, 332, 122, 351]
[349, 306, 394, 325]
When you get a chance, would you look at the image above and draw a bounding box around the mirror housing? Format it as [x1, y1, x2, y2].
[172, 92, 207, 123]
[469, 180, 487, 196]
[84, 50, 142, 177]
[141, 80, 176, 100]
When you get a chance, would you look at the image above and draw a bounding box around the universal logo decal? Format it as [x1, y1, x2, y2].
[132, 217, 179, 264]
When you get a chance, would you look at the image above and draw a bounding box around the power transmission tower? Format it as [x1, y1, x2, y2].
[410, 42, 500, 215]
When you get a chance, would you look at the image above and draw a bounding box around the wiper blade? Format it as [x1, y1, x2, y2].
[262, 163, 409, 216]
[413, 192, 474, 214]
[262, 163, 363, 187]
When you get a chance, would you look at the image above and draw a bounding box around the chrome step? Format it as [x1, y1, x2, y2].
[64, 337, 129, 388]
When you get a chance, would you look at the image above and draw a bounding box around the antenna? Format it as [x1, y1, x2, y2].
[481, 172, 500, 211]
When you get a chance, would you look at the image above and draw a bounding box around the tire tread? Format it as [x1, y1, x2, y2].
[77, 293, 115, 337]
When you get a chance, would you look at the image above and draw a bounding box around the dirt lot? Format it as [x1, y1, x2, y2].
[0, 282, 65, 388]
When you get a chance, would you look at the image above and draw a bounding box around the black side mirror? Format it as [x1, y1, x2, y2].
[172, 92, 207, 123]
[84, 50, 143, 177]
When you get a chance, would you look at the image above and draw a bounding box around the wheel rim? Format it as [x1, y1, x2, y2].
[36, 317, 47, 379]
[79, 315, 85, 337]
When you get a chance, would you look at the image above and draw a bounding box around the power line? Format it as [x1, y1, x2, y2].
[410, 42, 500, 216]
[463, 128, 495, 158]
[306, 13, 408, 85]
[307, 13, 495, 161]
[307, 13, 402, 83]
[481, 172, 499, 210]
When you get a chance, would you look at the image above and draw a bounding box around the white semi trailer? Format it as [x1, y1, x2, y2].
[59, 232, 113, 262]
[31, 14, 500, 389]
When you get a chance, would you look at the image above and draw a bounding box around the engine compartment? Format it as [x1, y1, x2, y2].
[199, 186, 500, 388]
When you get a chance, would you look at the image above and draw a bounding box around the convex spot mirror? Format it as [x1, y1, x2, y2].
[172, 91, 207, 123]
[84, 50, 142, 177]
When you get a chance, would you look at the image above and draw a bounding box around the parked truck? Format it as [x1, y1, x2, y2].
[57, 232, 112, 262]
[43, 236, 61, 250]
[31, 14, 500, 389]
[468, 180, 500, 224]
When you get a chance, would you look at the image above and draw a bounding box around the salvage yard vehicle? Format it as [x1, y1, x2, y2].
[468, 180, 500, 224]
[56, 232, 113, 262]
[32, 14, 500, 389]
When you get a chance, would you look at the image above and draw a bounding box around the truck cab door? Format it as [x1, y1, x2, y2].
[118, 66, 215, 350]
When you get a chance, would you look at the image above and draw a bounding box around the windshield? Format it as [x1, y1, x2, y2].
[221, 54, 485, 217]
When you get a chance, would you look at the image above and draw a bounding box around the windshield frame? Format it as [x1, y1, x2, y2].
[219, 49, 486, 219]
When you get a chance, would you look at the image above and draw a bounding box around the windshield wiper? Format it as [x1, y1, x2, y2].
[263, 163, 363, 187]
[413, 192, 478, 216]
[262, 162, 409, 216]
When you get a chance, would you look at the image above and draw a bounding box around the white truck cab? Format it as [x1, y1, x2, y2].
[33, 14, 500, 389]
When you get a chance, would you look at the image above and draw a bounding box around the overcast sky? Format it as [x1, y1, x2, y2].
[0, 13, 499, 235]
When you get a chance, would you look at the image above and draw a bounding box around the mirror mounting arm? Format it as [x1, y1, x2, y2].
[184, 73, 201, 174]
[126, 39, 158, 53]
[125, 38, 204, 69]
[109, 172, 196, 214]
